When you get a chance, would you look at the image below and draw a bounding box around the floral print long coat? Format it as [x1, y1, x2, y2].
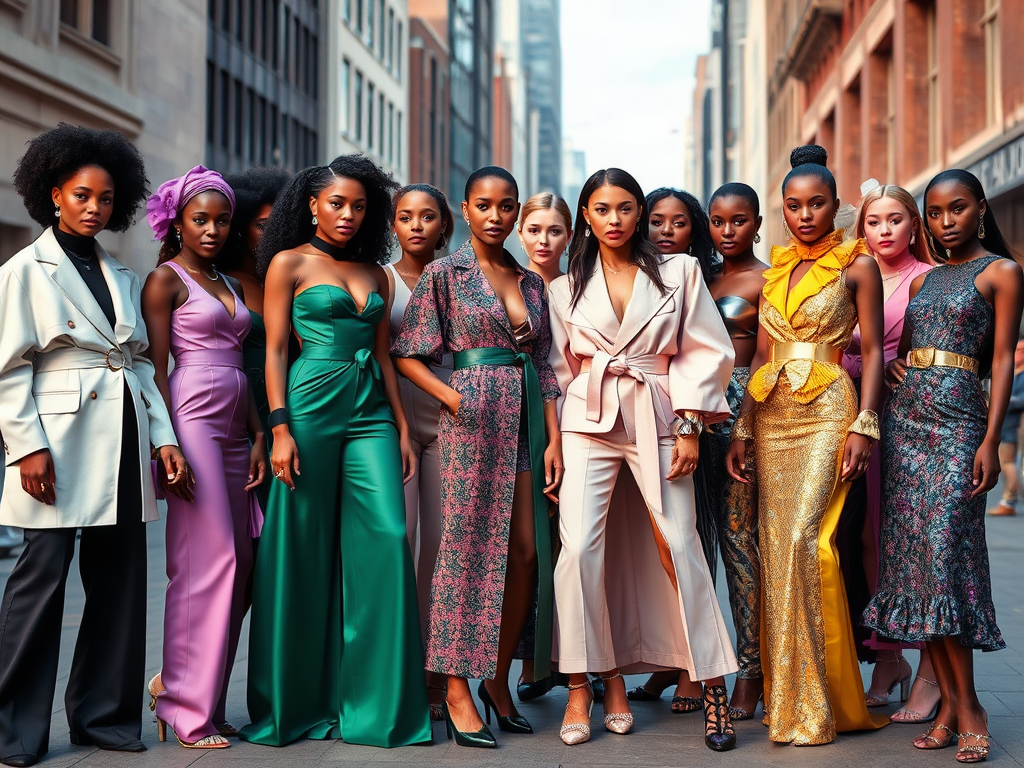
[391, 242, 559, 678]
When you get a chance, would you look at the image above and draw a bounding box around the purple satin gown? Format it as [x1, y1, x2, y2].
[155, 262, 259, 743]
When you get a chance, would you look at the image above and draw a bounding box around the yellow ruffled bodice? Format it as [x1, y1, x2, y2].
[748, 231, 865, 404]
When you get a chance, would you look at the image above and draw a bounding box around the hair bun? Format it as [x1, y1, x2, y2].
[790, 144, 828, 169]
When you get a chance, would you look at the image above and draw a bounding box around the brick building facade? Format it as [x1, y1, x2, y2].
[766, 0, 1024, 251]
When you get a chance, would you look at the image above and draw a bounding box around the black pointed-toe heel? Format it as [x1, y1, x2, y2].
[442, 700, 497, 748]
[703, 684, 737, 752]
[516, 675, 554, 702]
[478, 680, 533, 734]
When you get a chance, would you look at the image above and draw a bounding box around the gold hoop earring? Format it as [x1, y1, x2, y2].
[782, 216, 794, 240]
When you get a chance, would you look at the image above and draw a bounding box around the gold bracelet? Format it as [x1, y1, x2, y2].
[731, 412, 754, 442]
[848, 409, 880, 442]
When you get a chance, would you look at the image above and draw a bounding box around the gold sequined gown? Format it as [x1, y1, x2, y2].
[747, 230, 888, 745]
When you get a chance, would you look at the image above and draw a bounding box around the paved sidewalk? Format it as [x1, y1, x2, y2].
[1, 490, 1021, 768]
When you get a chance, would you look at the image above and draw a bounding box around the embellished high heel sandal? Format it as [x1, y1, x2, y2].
[914, 722, 957, 750]
[477, 680, 532, 734]
[601, 672, 633, 735]
[957, 731, 991, 763]
[148, 674, 230, 749]
[703, 684, 737, 752]
[560, 680, 594, 746]
[865, 656, 912, 707]
[891, 676, 941, 723]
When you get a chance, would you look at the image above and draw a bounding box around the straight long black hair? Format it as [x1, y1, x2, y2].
[567, 168, 667, 309]
[924, 169, 1016, 261]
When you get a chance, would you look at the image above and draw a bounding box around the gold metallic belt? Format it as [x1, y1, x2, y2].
[905, 347, 979, 374]
[769, 341, 843, 365]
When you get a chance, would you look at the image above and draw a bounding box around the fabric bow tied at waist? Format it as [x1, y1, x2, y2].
[353, 348, 380, 379]
[582, 351, 672, 515]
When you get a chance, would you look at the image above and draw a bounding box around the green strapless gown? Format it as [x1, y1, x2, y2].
[240, 285, 431, 748]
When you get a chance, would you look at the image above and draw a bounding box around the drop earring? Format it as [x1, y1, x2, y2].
[754, 232, 761, 244]
[585, 225, 591, 238]
[312, 214, 318, 225]
[979, 220, 986, 239]
[175, 229, 182, 247]
[54, 206, 61, 219]
[910, 233, 916, 245]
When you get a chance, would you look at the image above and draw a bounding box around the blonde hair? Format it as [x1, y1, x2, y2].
[856, 184, 936, 264]
[518, 192, 572, 233]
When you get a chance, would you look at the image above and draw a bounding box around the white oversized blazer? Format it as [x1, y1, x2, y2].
[548, 253, 735, 517]
[0, 228, 177, 528]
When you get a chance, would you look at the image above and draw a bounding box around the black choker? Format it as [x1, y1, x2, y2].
[310, 235, 357, 262]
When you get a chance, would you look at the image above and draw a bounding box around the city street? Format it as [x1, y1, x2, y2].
[2, 487, 1021, 768]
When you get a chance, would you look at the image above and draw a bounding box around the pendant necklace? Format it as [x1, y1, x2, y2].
[180, 259, 220, 281]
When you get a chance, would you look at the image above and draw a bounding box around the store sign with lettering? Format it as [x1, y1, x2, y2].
[970, 135, 1024, 199]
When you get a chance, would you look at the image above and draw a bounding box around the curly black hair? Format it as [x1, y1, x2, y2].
[645, 187, 718, 281]
[257, 155, 398, 276]
[216, 166, 293, 272]
[13, 123, 149, 232]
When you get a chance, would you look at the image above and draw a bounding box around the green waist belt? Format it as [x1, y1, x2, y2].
[453, 346, 553, 678]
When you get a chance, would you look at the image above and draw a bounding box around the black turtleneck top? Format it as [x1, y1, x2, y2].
[53, 225, 116, 329]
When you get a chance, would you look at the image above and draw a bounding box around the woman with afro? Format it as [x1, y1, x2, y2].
[0, 124, 190, 766]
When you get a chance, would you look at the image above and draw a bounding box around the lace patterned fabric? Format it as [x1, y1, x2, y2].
[863, 256, 1005, 651]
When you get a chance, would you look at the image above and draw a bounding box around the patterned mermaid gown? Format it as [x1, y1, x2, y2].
[864, 256, 1005, 651]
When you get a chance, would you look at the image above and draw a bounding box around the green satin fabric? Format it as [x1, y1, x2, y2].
[452, 346, 553, 679]
[240, 287, 430, 748]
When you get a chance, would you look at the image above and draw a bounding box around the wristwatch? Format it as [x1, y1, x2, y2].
[671, 412, 704, 438]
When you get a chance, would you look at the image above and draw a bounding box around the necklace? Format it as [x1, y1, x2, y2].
[180, 261, 220, 281]
[602, 259, 633, 276]
[65, 250, 96, 271]
[881, 269, 907, 283]
[310, 234, 357, 262]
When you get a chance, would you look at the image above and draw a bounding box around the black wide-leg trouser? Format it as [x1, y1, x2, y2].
[0, 391, 147, 761]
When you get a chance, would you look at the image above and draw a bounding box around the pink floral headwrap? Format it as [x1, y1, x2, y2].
[146, 165, 236, 240]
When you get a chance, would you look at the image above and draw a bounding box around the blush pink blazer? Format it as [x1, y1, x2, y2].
[548, 253, 734, 516]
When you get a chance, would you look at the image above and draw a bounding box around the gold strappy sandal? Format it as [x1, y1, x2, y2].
[914, 722, 957, 750]
[957, 732, 991, 763]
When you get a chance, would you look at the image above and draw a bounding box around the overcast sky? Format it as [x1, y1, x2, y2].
[560, 0, 711, 196]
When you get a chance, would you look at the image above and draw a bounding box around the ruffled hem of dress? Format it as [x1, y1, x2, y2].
[862, 592, 1005, 651]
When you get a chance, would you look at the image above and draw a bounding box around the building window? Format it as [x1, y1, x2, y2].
[355, 0, 363, 35]
[367, 0, 374, 46]
[342, 0, 350, 23]
[926, 1, 940, 163]
[368, 82, 375, 150]
[60, 0, 112, 47]
[377, 0, 385, 59]
[395, 20, 402, 79]
[982, 0, 1001, 126]
[387, 101, 394, 164]
[378, 91, 385, 158]
[387, 7, 394, 69]
[396, 111, 402, 172]
[886, 55, 896, 182]
[355, 70, 364, 142]
[341, 58, 351, 135]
